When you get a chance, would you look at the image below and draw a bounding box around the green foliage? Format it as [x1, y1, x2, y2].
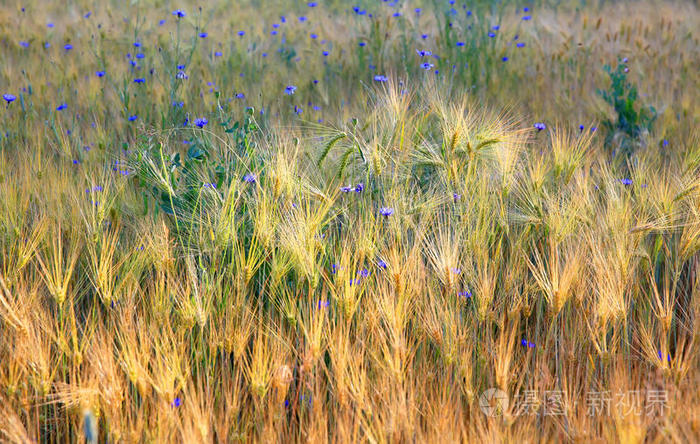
[130, 109, 259, 233]
[597, 57, 657, 157]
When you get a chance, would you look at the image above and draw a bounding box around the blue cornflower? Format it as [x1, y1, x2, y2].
[56, 103, 67, 111]
[521, 339, 536, 348]
[64, 43, 73, 51]
[171, 397, 182, 407]
[379, 207, 394, 217]
[340, 185, 353, 193]
[215, 51, 222, 57]
[522, 15, 532, 20]
[95, 70, 105, 77]
[488, 32, 496, 38]
[516, 42, 526, 48]
[128, 115, 138, 121]
[502, 56, 509, 62]
[451, 267, 461, 275]
[134, 78, 145, 83]
[299, 16, 307, 22]
[194, 117, 208, 128]
[243, 173, 256, 184]
[456, 42, 465, 47]
[533, 122, 546, 131]
[3, 94, 16, 104]
[420, 62, 434, 70]
[133, 42, 141, 47]
[199, 32, 207, 38]
[416, 49, 432, 57]
[238, 30, 245, 36]
[374, 75, 388, 82]
[19, 41, 29, 48]
[620, 178, 633, 185]
[458, 290, 471, 298]
[453, 192, 460, 202]
[47, 23, 54, 28]
[176, 70, 188, 80]
[358, 269, 370, 278]
[358, 42, 366, 47]
[378, 259, 387, 269]
[354, 183, 364, 192]
[308, 2, 318, 6]
[284, 85, 297, 95]
[172, 9, 186, 18]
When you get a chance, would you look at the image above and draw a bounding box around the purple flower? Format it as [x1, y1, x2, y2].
[128, 115, 138, 121]
[284, 85, 297, 95]
[171, 397, 182, 407]
[64, 43, 73, 51]
[533, 122, 546, 131]
[243, 173, 256, 184]
[521, 339, 536, 348]
[134, 78, 145, 83]
[374, 75, 388, 82]
[199, 32, 208, 38]
[358, 269, 370, 278]
[95, 71, 105, 77]
[194, 117, 208, 128]
[3, 94, 16, 104]
[354, 183, 364, 193]
[379, 207, 394, 217]
[172, 9, 186, 18]
[377, 259, 387, 269]
[453, 192, 460, 202]
[176, 70, 188, 80]
[620, 178, 633, 185]
[458, 290, 471, 298]
[420, 62, 434, 70]
[56, 103, 67, 111]
[522, 15, 532, 20]
[340, 186, 353, 193]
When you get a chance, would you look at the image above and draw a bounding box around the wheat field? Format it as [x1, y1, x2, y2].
[0, 1, 698, 443]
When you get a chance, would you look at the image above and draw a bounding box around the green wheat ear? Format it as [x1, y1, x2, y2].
[317, 132, 346, 167]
